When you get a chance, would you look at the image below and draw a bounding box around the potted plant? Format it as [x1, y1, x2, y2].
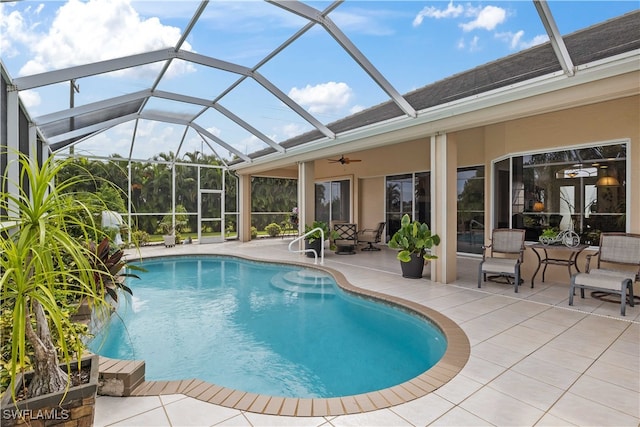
[388, 214, 441, 278]
[0, 153, 123, 425]
[539, 227, 559, 245]
[161, 223, 177, 247]
[159, 204, 188, 247]
[304, 221, 329, 257]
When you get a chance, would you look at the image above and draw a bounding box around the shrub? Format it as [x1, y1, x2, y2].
[250, 226, 258, 239]
[265, 223, 282, 237]
[132, 229, 150, 246]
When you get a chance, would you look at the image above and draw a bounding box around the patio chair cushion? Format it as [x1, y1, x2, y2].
[480, 258, 519, 275]
[573, 269, 634, 290]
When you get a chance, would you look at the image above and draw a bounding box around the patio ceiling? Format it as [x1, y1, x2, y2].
[8, 1, 640, 171]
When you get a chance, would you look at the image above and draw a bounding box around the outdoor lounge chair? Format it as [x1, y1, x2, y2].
[569, 233, 640, 316]
[333, 223, 358, 255]
[358, 222, 385, 251]
[478, 228, 526, 293]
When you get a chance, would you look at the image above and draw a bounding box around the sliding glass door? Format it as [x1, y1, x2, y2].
[315, 179, 351, 224]
[386, 172, 430, 239]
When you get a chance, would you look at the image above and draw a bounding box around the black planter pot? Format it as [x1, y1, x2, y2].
[305, 238, 323, 258]
[400, 252, 426, 278]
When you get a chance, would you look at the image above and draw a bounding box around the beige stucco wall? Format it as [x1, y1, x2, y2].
[313, 138, 431, 180]
[359, 177, 385, 233]
[455, 128, 486, 168]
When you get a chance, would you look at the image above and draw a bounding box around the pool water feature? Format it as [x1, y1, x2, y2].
[89, 256, 447, 398]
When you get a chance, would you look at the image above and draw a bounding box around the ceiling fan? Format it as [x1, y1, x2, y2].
[328, 155, 362, 165]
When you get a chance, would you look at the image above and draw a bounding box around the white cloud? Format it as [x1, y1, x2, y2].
[469, 35, 480, 51]
[239, 134, 267, 156]
[460, 5, 506, 32]
[5, 0, 195, 79]
[457, 35, 481, 52]
[495, 31, 549, 50]
[349, 105, 365, 115]
[280, 123, 307, 140]
[288, 82, 353, 115]
[413, 1, 463, 26]
[522, 34, 549, 49]
[332, 8, 397, 36]
[205, 126, 222, 138]
[19, 89, 41, 109]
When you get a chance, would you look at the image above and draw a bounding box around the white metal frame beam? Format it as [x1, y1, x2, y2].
[12, 49, 177, 90]
[534, 0, 575, 77]
[35, 88, 284, 154]
[16, 48, 334, 147]
[268, 0, 417, 118]
[33, 89, 152, 125]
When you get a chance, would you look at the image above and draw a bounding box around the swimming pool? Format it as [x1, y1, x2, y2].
[89, 256, 447, 398]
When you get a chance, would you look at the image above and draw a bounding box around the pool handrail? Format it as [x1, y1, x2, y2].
[288, 227, 324, 265]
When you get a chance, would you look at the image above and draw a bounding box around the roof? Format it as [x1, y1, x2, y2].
[261, 9, 640, 156]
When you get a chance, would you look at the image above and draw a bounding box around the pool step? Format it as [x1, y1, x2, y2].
[98, 356, 146, 397]
[270, 270, 336, 296]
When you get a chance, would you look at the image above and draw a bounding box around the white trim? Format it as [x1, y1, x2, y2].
[494, 138, 630, 161]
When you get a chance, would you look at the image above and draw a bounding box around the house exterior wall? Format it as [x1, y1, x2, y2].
[476, 94, 639, 282]
[239, 89, 638, 285]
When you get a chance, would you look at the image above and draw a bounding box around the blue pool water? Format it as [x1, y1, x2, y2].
[89, 256, 447, 398]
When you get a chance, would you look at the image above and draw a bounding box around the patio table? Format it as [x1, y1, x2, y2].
[530, 243, 588, 287]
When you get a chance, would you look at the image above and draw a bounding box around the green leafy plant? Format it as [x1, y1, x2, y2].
[89, 237, 145, 302]
[0, 153, 121, 401]
[388, 214, 441, 262]
[540, 228, 559, 239]
[264, 223, 282, 237]
[159, 204, 188, 235]
[131, 229, 150, 246]
[250, 226, 258, 239]
[304, 221, 340, 244]
[304, 221, 330, 243]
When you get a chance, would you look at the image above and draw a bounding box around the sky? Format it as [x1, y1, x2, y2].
[1, 0, 637, 162]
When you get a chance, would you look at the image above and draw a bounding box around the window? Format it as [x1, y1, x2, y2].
[457, 166, 485, 254]
[315, 179, 350, 224]
[495, 143, 627, 244]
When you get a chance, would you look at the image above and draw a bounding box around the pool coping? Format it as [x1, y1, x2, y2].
[111, 253, 471, 416]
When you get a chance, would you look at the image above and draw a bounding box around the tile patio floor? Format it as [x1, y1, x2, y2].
[95, 238, 639, 426]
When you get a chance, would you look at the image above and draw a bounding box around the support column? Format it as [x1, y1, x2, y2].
[238, 174, 252, 242]
[298, 161, 315, 234]
[6, 86, 20, 212]
[431, 133, 457, 283]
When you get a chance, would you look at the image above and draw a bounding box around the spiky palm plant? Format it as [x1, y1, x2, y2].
[0, 152, 114, 400]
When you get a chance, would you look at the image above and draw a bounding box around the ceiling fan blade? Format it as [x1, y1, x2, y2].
[328, 155, 361, 164]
